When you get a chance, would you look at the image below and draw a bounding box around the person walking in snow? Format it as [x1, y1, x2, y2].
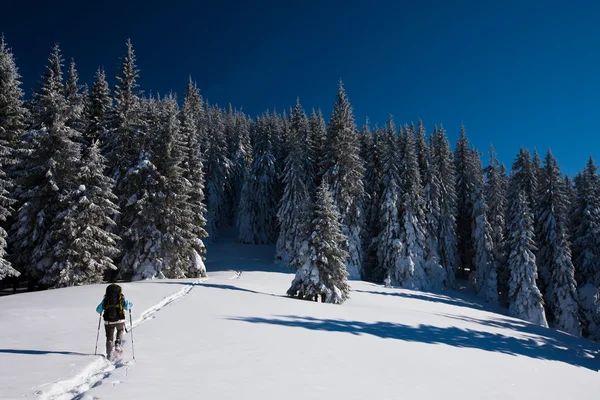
[96, 283, 133, 359]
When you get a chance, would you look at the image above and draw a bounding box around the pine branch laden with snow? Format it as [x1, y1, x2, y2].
[276, 99, 311, 266]
[470, 154, 498, 305]
[535, 150, 579, 335]
[321, 82, 365, 279]
[287, 180, 350, 304]
[507, 190, 548, 327]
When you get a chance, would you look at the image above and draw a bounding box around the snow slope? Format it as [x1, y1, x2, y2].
[1, 236, 599, 399]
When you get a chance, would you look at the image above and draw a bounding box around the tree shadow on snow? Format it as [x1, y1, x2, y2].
[229, 315, 599, 371]
[0, 349, 92, 356]
[353, 289, 487, 313]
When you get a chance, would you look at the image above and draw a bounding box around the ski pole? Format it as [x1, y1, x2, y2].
[94, 313, 102, 355]
[129, 309, 135, 361]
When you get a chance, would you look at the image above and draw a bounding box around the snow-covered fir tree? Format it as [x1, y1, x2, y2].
[86, 68, 112, 144]
[572, 157, 600, 339]
[276, 99, 311, 265]
[229, 110, 252, 223]
[65, 59, 86, 132]
[414, 120, 428, 187]
[308, 108, 326, 191]
[471, 152, 498, 304]
[0, 36, 26, 280]
[376, 120, 403, 286]
[45, 141, 120, 287]
[507, 189, 548, 327]
[397, 125, 428, 289]
[11, 44, 82, 287]
[430, 126, 459, 286]
[484, 146, 508, 302]
[287, 179, 350, 304]
[359, 120, 385, 282]
[535, 150, 579, 334]
[421, 129, 447, 290]
[454, 125, 478, 276]
[321, 82, 365, 279]
[508, 148, 537, 211]
[180, 80, 208, 276]
[204, 106, 232, 241]
[237, 115, 279, 244]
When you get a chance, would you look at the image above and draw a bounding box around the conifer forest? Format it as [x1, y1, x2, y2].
[1, 38, 599, 340]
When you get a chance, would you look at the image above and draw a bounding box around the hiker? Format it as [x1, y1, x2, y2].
[96, 283, 133, 359]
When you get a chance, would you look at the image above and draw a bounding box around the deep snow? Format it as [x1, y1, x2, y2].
[1, 235, 599, 400]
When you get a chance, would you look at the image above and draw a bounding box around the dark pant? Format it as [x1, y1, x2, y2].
[105, 322, 125, 356]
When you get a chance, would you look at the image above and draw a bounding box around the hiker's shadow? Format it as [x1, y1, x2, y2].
[0, 349, 92, 356]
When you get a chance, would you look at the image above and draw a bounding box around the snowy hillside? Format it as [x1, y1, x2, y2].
[1, 238, 599, 400]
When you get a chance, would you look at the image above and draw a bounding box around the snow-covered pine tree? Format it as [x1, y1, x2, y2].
[205, 106, 232, 241]
[360, 120, 385, 282]
[484, 146, 508, 302]
[230, 110, 252, 222]
[65, 59, 86, 133]
[508, 148, 537, 211]
[507, 189, 548, 327]
[287, 179, 350, 304]
[397, 125, 429, 289]
[572, 157, 600, 339]
[414, 119, 428, 187]
[45, 141, 120, 287]
[422, 138, 449, 290]
[535, 150, 579, 334]
[376, 120, 403, 286]
[237, 115, 279, 244]
[106, 39, 143, 188]
[180, 80, 209, 277]
[430, 126, 459, 286]
[276, 99, 311, 265]
[0, 36, 26, 280]
[86, 68, 112, 144]
[321, 81, 365, 279]
[0, 35, 27, 143]
[454, 124, 477, 277]
[471, 151, 498, 304]
[11, 44, 82, 287]
[31, 43, 65, 130]
[308, 108, 326, 191]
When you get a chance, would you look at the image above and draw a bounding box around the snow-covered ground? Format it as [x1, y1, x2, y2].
[1, 235, 599, 400]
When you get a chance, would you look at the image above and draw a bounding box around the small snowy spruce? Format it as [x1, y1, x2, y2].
[507, 189, 548, 327]
[287, 180, 350, 304]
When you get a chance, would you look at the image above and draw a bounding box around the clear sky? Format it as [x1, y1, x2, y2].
[1, 0, 598, 176]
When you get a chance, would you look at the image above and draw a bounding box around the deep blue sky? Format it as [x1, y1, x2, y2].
[2, 0, 598, 176]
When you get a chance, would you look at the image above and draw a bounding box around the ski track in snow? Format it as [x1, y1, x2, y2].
[35, 278, 208, 400]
